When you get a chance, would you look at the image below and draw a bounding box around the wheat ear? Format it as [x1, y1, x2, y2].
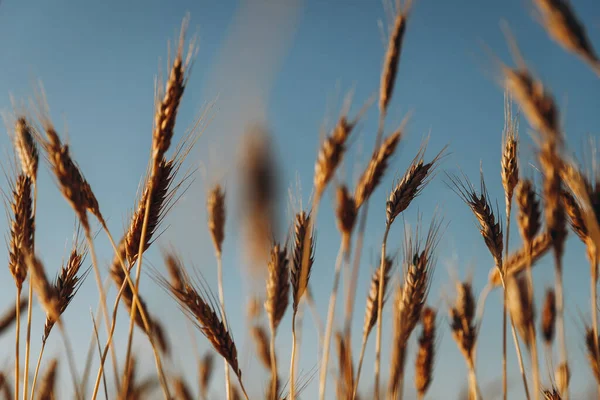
[13, 115, 38, 400]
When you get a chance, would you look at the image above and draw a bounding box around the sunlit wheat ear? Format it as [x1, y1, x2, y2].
[501, 93, 519, 207]
[207, 184, 225, 256]
[379, 0, 412, 117]
[415, 307, 436, 398]
[489, 232, 552, 286]
[355, 129, 403, 208]
[389, 216, 442, 395]
[173, 376, 194, 400]
[25, 254, 60, 325]
[43, 229, 89, 342]
[516, 179, 542, 245]
[447, 171, 503, 267]
[554, 362, 570, 395]
[33, 97, 103, 229]
[561, 189, 588, 243]
[290, 211, 315, 313]
[14, 116, 39, 181]
[0, 373, 13, 400]
[314, 115, 356, 198]
[265, 243, 290, 332]
[335, 331, 354, 400]
[156, 253, 243, 381]
[38, 358, 58, 400]
[363, 256, 393, 338]
[335, 185, 357, 250]
[111, 152, 188, 354]
[586, 326, 600, 383]
[239, 125, 279, 269]
[533, 0, 600, 74]
[7, 174, 34, 290]
[0, 298, 27, 336]
[501, 43, 560, 140]
[386, 143, 447, 226]
[152, 15, 195, 163]
[541, 288, 556, 345]
[251, 324, 272, 370]
[506, 275, 535, 348]
[199, 351, 214, 399]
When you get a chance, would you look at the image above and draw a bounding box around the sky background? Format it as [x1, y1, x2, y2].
[0, 0, 599, 399]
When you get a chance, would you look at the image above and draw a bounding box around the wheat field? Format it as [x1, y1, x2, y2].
[0, 1, 599, 399]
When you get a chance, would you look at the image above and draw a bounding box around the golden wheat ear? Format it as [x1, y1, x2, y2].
[155, 252, 250, 399]
[533, 0, 600, 76]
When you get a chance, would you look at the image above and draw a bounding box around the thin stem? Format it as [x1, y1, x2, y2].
[269, 322, 278, 400]
[304, 287, 323, 352]
[91, 276, 129, 400]
[81, 279, 111, 396]
[467, 359, 481, 400]
[237, 377, 250, 400]
[58, 321, 83, 400]
[29, 341, 45, 400]
[90, 310, 109, 400]
[23, 183, 37, 400]
[530, 330, 541, 400]
[122, 303, 137, 387]
[525, 244, 540, 400]
[289, 311, 298, 400]
[352, 334, 368, 399]
[15, 288, 21, 400]
[554, 250, 568, 400]
[503, 203, 511, 400]
[318, 245, 345, 400]
[374, 225, 391, 399]
[82, 224, 119, 390]
[216, 252, 231, 400]
[496, 262, 531, 400]
[343, 205, 369, 340]
[99, 224, 170, 399]
[393, 371, 404, 400]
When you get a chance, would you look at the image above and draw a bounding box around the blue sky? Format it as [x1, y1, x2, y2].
[0, 0, 599, 399]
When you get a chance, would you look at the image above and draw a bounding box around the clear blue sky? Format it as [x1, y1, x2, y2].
[0, 0, 599, 399]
